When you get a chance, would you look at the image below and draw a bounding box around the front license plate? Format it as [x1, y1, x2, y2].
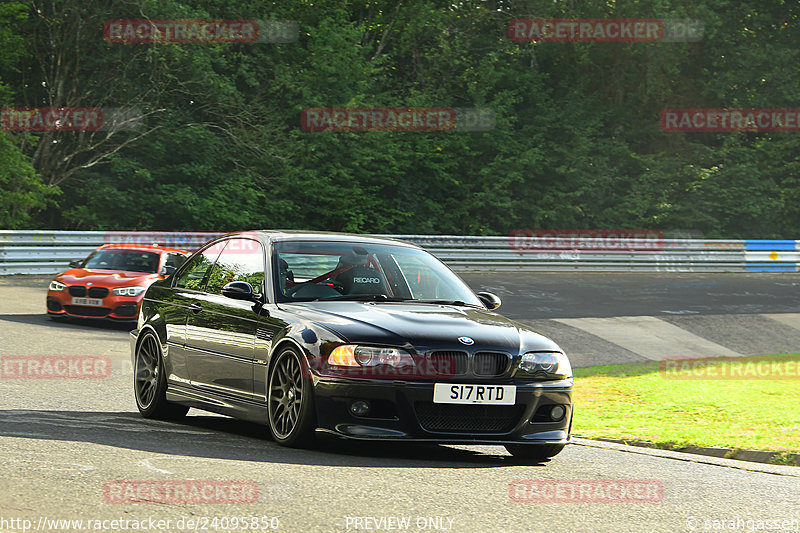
[71, 297, 103, 306]
[433, 383, 516, 405]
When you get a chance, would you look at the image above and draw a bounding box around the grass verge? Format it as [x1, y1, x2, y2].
[572, 354, 800, 455]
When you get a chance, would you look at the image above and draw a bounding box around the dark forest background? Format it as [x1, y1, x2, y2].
[1, 0, 799, 238]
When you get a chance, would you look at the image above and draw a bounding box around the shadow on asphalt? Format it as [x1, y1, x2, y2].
[0, 312, 134, 331]
[0, 410, 553, 468]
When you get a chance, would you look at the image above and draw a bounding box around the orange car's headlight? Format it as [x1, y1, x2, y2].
[112, 286, 146, 297]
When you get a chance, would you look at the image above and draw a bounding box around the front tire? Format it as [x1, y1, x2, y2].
[267, 346, 316, 447]
[504, 443, 566, 463]
[134, 331, 189, 419]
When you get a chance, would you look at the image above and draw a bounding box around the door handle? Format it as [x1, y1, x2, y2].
[188, 303, 203, 314]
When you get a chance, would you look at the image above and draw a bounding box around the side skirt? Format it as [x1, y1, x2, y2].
[166, 383, 268, 425]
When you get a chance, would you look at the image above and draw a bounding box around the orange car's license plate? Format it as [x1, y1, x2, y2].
[71, 297, 103, 306]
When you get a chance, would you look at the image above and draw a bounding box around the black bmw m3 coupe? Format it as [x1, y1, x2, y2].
[131, 231, 573, 461]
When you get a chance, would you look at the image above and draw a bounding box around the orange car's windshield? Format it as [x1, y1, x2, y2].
[83, 250, 160, 273]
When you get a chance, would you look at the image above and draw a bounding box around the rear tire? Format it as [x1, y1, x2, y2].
[134, 331, 189, 419]
[504, 443, 566, 463]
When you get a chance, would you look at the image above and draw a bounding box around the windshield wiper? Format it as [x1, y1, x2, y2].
[414, 299, 484, 308]
[307, 295, 483, 307]
[313, 294, 410, 302]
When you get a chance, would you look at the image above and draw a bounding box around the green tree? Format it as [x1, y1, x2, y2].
[0, 0, 54, 227]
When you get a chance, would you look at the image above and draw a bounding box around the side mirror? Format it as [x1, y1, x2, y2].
[222, 281, 259, 301]
[476, 291, 501, 310]
[68, 260, 82, 268]
[160, 265, 177, 277]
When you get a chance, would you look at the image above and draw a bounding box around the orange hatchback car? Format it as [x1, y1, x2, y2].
[46, 244, 189, 322]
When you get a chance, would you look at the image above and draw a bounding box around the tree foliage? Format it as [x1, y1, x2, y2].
[1, 0, 799, 238]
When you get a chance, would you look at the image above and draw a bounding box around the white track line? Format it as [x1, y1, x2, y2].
[554, 316, 743, 360]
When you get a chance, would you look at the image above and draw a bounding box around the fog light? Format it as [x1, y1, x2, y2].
[550, 405, 566, 421]
[350, 400, 370, 417]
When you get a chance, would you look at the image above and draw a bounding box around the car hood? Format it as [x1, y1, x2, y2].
[282, 301, 561, 354]
[54, 269, 159, 286]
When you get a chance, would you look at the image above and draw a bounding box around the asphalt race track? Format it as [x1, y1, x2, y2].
[1, 274, 799, 533]
[460, 272, 800, 367]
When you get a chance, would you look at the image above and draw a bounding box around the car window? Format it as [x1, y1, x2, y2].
[272, 240, 482, 305]
[165, 253, 187, 270]
[280, 253, 340, 280]
[84, 250, 160, 273]
[391, 253, 451, 300]
[174, 244, 224, 291]
[205, 238, 266, 295]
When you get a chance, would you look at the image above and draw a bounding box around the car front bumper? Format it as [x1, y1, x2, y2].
[311, 376, 572, 444]
[47, 290, 142, 321]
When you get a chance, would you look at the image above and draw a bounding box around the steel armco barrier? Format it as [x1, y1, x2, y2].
[0, 230, 798, 275]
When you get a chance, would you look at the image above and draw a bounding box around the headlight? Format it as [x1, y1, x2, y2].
[49, 280, 66, 291]
[112, 286, 146, 297]
[519, 351, 572, 378]
[328, 345, 414, 368]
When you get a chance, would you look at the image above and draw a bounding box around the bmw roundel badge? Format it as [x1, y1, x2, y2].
[458, 336, 474, 345]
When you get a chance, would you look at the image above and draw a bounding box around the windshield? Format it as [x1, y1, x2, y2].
[83, 250, 161, 273]
[273, 240, 482, 306]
